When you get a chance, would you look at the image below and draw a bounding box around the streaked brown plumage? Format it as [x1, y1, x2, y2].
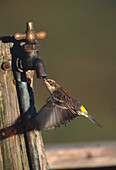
[33, 78, 102, 130]
[0, 78, 102, 140]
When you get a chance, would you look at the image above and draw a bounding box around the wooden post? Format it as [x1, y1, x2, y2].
[0, 40, 48, 170]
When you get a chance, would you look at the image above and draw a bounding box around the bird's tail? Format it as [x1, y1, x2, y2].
[87, 114, 103, 128]
[78, 106, 102, 128]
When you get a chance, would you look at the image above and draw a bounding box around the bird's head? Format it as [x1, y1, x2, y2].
[43, 78, 60, 94]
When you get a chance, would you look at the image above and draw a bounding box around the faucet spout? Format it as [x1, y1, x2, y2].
[34, 57, 47, 78]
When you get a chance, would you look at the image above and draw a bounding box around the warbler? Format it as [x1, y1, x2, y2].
[0, 78, 102, 140]
[34, 78, 102, 130]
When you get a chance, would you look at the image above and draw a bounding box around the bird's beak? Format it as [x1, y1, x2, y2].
[43, 78, 50, 86]
[43, 78, 49, 87]
[43, 78, 54, 94]
[43, 78, 47, 83]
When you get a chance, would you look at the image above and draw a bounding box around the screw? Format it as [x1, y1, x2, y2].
[2, 62, 11, 71]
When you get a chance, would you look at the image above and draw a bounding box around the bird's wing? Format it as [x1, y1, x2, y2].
[52, 89, 81, 114]
[34, 96, 77, 131]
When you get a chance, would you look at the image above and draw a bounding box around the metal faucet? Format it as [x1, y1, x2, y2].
[14, 21, 47, 78]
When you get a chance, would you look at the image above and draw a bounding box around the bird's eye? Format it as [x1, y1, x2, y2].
[49, 80, 53, 85]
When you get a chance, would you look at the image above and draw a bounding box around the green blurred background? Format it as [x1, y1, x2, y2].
[0, 0, 116, 144]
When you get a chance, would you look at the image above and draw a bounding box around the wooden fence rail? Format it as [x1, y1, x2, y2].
[46, 141, 116, 169]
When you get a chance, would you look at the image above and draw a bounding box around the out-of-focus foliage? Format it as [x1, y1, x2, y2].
[0, 0, 116, 144]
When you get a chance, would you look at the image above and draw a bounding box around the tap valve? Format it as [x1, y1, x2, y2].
[14, 22, 47, 78]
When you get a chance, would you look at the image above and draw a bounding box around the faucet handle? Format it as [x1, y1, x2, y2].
[36, 31, 46, 39]
[14, 32, 26, 40]
[14, 22, 46, 42]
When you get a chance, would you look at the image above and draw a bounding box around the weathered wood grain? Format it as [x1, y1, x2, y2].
[0, 40, 48, 170]
[0, 40, 30, 170]
[46, 142, 116, 169]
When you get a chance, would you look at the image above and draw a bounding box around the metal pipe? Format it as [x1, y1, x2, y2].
[14, 70, 41, 170]
[12, 22, 48, 169]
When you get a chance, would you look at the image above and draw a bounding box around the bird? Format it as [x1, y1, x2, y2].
[33, 78, 102, 130]
[0, 78, 102, 140]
